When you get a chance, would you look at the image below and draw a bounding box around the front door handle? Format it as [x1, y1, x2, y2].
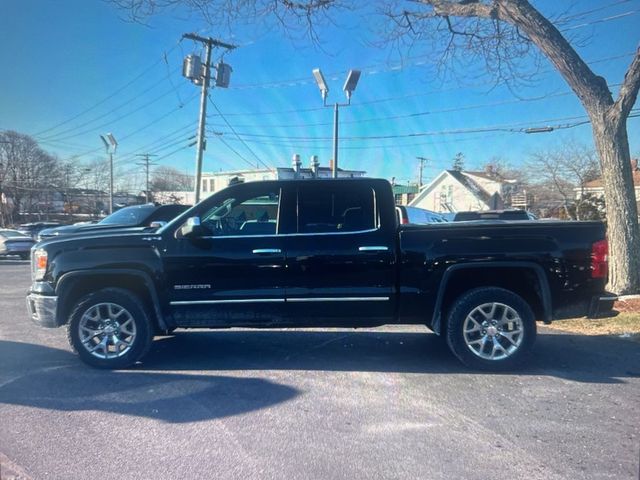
[358, 246, 389, 252]
[252, 248, 282, 255]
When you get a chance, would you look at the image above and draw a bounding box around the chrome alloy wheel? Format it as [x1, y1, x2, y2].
[78, 302, 137, 359]
[462, 302, 524, 361]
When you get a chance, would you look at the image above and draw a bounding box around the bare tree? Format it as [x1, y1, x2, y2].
[0, 131, 59, 223]
[111, 0, 640, 293]
[150, 166, 194, 193]
[527, 142, 601, 220]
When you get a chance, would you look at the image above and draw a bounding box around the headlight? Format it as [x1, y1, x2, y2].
[32, 248, 48, 281]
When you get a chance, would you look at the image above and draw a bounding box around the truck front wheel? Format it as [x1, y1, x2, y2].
[446, 287, 536, 371]
[67, 288, 154, 369]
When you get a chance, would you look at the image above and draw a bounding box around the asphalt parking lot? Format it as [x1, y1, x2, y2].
[0, 259, 639, 480]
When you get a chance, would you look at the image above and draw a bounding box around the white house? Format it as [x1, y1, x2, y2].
[409, 169, 518, 213]
[576, 158, 640, 201]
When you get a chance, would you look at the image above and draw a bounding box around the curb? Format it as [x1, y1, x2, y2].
[617, 294, 640, 301]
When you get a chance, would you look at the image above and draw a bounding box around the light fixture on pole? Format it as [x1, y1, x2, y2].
[100, 133, 117, 214]
[312, 68, 361, 178]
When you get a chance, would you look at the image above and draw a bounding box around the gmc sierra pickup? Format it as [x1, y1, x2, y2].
[26, 178, 616, 370]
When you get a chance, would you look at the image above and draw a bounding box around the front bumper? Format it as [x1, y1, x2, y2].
[587, 293, 618, 319]
[26, 293, 59, 328]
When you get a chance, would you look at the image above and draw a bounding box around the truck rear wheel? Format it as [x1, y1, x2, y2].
[446, 287, 536, 371]
[67, 288, 154, 369]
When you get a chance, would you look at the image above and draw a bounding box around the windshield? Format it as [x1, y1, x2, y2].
[99, 205, 155, 226]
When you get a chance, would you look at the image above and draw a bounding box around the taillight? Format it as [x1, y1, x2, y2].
[591, 240, 608, 279]
[401, 217, 409, 224]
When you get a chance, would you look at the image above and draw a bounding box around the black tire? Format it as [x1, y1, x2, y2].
[67, 288, 154, 369]
[445, 287, 536, 371]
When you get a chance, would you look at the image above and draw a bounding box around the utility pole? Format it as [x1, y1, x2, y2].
[416, 156, 429, 188]
[136, 153, 158, 203]
[182, 33, 235, 204]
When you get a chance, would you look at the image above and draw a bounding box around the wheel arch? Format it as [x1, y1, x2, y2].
[56, 269, 167, 330]
[431, 262, 551, 335]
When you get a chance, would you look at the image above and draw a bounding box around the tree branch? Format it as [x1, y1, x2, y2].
[420, 0, 612, 108]
[427, 0, 497, 19]
[612, 45, 640, 119]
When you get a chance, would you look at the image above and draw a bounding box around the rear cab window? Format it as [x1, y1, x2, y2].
[297, 183, 377, 234]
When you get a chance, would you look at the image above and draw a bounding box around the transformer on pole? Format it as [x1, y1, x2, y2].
[181, 33, 236, 204]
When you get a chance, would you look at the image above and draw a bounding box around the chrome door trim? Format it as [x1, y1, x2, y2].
[358, 246, 389, 252]
[287, 297, 390, 302]
[171, 297, 390, 306]
[171, 298, 285, 306]
[252, 248, 282, 254]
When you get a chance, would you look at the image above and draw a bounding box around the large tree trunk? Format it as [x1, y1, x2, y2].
[590, 112, 640, 293]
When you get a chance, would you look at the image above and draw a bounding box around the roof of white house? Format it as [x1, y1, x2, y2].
[409, 169, 502, 208]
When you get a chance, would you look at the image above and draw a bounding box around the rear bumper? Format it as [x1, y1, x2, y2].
[587, 293, 618, 319]
[26, 293, 59, 328]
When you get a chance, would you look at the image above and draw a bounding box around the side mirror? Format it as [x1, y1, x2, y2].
[149, 220, 167, 229]
[179, 216, 204, 238]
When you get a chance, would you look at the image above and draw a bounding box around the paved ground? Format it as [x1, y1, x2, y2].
[1, 259, 639, 480]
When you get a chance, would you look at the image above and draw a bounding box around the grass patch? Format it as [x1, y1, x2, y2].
[546, 312, 640, 339]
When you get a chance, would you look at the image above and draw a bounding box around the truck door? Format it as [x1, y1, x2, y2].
[163, 183, 289, 327]
[283, 181, 396, 325]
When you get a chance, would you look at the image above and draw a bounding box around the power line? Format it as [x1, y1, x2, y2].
[207, 87, 598, 130]
[114, 122, 196, 164]
[46, 94, 198, 166]
[208, 96, 272, 169]
[561, 9, 640, 31]
[115, 134, 195, 167]
[560, 0, 634, 22]
[32, 42, 182, 137]
[206, 52, 635, 120]
[207, 109, 640, 143]
[39, 83, 185, 143]
[214, 133, 267, 170]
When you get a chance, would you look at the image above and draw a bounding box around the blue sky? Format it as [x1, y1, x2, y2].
[1, 0, 639, 189]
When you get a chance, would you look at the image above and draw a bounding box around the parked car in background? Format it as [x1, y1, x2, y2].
[453, 210, 536, 221]
[37, 204, 191, 241]
[16, 222, 63, 240]
[396, 206, 448, 224]
[0, 229, 35, 259]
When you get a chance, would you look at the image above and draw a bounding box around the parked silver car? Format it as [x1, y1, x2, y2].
[0, 229, 35, 259]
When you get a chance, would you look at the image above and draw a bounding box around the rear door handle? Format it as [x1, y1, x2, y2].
[358, 246, 389, 252]
[252, 248, 282, 255]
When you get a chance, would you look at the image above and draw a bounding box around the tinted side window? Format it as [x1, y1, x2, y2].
[201, 188, 280, 236]
[297, 184, 376, 234]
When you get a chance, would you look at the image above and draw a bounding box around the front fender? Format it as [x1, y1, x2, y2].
[56, 269, 168, 330]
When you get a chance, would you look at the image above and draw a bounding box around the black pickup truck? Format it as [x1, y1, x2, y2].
[26, 178, 616, 370]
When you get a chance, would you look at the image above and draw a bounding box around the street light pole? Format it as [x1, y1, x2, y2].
[312, 69, 361, 179]
[332, 103, 339, 178]
[100, 133, 117, 214]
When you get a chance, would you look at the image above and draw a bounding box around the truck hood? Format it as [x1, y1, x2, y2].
[36, 229, 161, 251]
[38, 222, 138, 238]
